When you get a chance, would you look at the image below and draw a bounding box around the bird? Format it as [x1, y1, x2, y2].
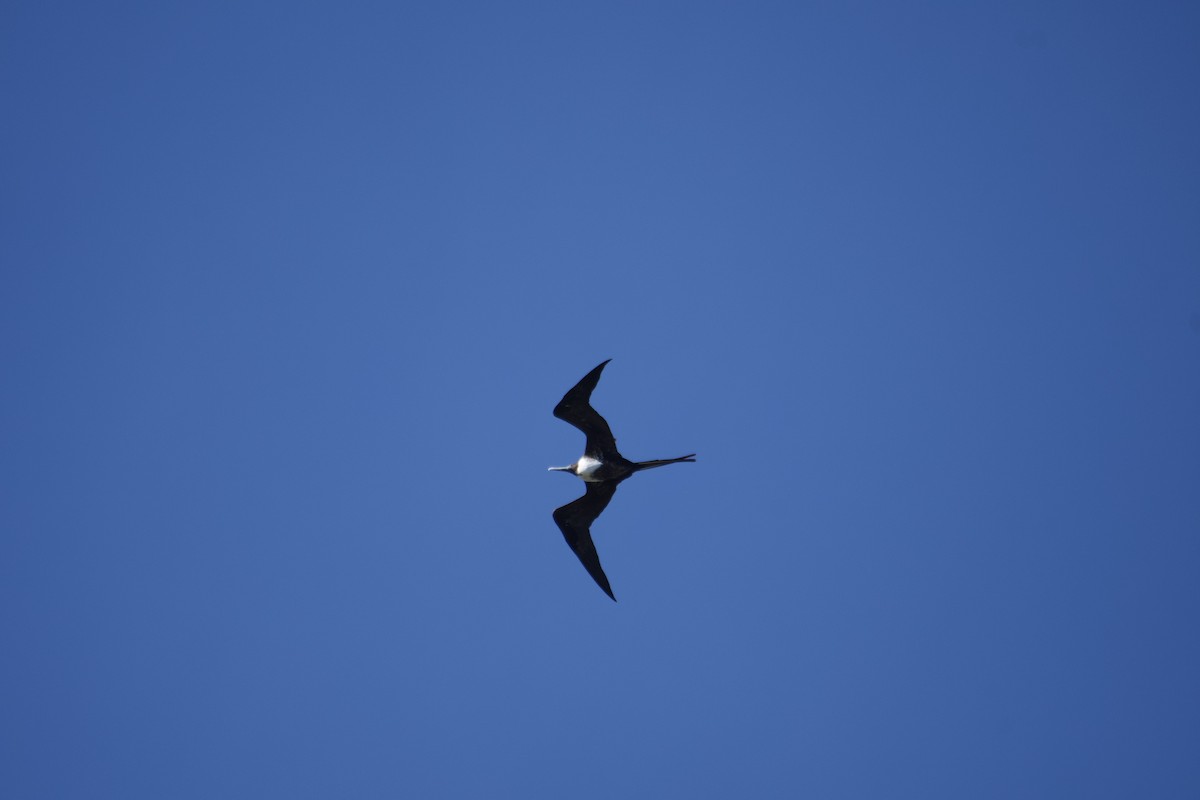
[549, 359, 696, 600]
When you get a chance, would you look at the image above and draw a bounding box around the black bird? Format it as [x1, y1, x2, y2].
[549, 360, 696, 600]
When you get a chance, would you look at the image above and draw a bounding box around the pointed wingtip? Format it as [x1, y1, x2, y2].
[596, 575, 617, 602]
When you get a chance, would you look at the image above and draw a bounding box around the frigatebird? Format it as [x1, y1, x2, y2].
[549, 359, 696, 601]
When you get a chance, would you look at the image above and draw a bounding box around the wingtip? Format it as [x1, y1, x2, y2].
[596, 570, 617, 602]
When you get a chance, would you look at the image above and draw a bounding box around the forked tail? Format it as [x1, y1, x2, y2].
[632, 454, 697, 472]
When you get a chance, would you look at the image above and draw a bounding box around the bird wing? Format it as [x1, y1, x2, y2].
[552, 480, 620, 601]
[553, 359, 620, 460]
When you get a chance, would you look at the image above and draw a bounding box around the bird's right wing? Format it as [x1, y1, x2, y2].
[552, 481, 620, 601]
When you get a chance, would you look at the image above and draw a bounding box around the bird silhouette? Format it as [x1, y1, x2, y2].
[548, 360, 695, 600]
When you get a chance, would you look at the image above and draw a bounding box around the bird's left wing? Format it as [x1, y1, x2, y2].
[553, 359, 620, 460]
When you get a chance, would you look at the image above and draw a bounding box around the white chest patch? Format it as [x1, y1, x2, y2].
[575, 456, 604, 481]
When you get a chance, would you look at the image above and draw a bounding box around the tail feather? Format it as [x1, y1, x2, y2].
[632, 454, 697, 472]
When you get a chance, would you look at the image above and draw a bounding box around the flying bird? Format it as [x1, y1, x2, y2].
[549, 360, 696, 600]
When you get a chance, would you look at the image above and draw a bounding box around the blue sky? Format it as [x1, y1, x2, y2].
[3, 2, 1198, 797]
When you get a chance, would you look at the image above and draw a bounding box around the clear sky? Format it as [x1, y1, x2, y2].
[3, 2, 1199, 797]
